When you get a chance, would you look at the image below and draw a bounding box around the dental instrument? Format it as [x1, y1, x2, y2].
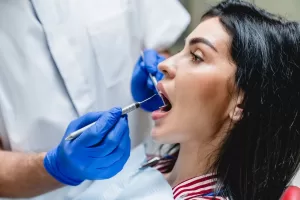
[140, 51, 166, 106]
[65, 94, 157, 141]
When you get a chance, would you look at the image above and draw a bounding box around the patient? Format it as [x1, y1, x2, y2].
[144, 0, 300, 199]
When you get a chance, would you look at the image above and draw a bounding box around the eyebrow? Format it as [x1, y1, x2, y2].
[188, 37, 218, 52]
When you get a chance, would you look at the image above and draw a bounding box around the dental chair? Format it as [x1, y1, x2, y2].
[281, 186, 300, 200]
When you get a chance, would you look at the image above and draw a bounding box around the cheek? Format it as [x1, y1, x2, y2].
[177, 68, 230, 105]
[153, 67, 235, 144]
[175, 68, 232, 129]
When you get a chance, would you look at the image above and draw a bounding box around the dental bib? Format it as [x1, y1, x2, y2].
[71, 144, 174, 200]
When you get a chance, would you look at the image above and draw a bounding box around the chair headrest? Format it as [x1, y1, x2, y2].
[281, 186, 300, 200]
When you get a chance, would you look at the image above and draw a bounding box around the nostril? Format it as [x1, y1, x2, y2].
[161, 69, 175, 79]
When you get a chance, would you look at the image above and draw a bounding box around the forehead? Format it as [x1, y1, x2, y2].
[186, 17, 231, 54]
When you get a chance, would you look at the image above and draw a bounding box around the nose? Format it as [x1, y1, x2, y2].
[158, 57, 176, 79]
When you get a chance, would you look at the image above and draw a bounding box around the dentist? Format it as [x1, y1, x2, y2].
[0, 0, 190, 199]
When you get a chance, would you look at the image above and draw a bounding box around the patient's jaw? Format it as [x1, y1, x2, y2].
[152, 17, 243, 146]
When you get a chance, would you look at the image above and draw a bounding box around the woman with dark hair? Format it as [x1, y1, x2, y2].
[41, 0, 300, 199]
[130, 0, 300, 199]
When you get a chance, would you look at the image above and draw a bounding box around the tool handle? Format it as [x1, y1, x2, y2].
[65, 122, 96, 141]
[121, 103, 140, 115]
[141, 51, 159, 88]
[149, 73, 166, 106]
[65, 104, 139, 141]
[149, 74, 158, 85]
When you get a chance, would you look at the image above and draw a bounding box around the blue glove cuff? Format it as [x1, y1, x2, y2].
[44, 148, 83, 186]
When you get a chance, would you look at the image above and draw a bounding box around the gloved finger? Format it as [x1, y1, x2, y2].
[155, 71, 164, 82]
[86, 116, 129, 156]
[133, 56, 148, 75]
[143, 49, 159, 74]
[132, 58, 148, 81]
[87, 131, 130, 168]
[87, 116, 128, 148]
[147, 77, 156, 92]
[157, 54, 166, 64]
[105, 143, 130, 178]
[76, 107, 122, 147]
[65, 112, 103, 134]
[89, 140, 131, 180]
[156, 56, 165, 81]
[135, 56, 144, 69]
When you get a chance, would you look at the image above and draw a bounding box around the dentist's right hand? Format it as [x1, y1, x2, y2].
[44, 107, 130, 186]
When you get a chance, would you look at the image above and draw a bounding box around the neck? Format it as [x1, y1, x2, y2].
[166, 140, 218, 188]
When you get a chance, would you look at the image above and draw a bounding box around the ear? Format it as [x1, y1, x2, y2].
[229, 91, 244, 122]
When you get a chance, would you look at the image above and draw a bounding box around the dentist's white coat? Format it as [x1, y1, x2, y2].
[0, 0, 190, 199]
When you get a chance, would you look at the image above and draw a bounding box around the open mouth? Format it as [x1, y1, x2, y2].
[160, 93, 172, 112]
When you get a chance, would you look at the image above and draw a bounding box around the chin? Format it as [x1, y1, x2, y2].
[151, 126, 164, 141]
[151, 126, 179, 144]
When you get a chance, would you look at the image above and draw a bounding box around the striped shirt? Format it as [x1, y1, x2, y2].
[172, 173, 227, 200]
[146, 154, 228, 200]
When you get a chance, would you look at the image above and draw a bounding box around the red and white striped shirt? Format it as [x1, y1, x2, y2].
[172, 173, 227, 200]
[146, 155, 228, 200]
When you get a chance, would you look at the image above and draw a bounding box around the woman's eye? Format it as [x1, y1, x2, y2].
[190, 51, 203, 64]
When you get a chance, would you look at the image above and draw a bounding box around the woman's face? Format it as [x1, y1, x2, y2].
[152, 17, 240, 144]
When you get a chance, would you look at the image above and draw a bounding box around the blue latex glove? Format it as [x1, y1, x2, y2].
[44, 107, 130, 186]
[131, 49, 165, 112]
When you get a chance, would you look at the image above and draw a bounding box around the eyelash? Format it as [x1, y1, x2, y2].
[190, 51, 203, 64]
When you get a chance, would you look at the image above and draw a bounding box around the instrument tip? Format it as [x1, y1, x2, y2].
[65, 136, 73, 141]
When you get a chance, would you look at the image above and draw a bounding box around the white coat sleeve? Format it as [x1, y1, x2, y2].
[139, 0, 191, 50]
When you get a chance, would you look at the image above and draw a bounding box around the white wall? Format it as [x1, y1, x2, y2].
[255, 0, 300, 20]
[182, 0, 300, 32]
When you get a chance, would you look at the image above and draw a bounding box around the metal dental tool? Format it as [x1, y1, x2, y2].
[65, 94, 157, 141]
[140, 51, 166, 106]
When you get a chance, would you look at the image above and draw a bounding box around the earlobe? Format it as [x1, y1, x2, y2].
[230, 106, 243, 121]
[229, 91, 244, 122]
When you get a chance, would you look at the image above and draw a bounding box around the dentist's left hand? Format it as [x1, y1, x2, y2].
[44, 107, 130, 186]
[131, 49, 165, 112]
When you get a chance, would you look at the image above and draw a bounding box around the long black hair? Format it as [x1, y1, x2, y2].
[164, 1, 300, 199]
